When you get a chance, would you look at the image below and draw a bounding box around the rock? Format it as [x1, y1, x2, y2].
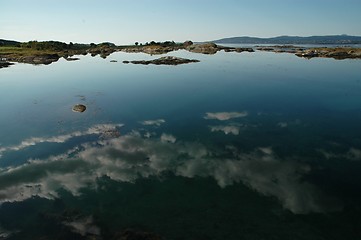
[72, 104, 86, 113]
[257, 46, 361, 60]
[183, 40, 193, 47]
[110, 60, 117, 62]
[186, 43, 219, 54]
[121, 45, 178, 55]
[65, 57, 80, 61]
[8, 54, 60, 65]
[123, 61, 130, 64]
[0, 61, 14, 69]
[295, 50, 319, 58]
[186, 43, 254, 54]
[125, 56, 200, 65]
[88, 46, 116, 58]
[218, 46, 254, 53]
[256, 47, 275, 51]
[235, 47, 254, 53]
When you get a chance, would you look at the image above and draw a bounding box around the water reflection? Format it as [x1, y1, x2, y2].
[0, 123, 343, 214]
[204, 111, 248, 121]
[210, 124, 241, 135]
[0, 124, 123, 159]
[1, 50, 361, 239]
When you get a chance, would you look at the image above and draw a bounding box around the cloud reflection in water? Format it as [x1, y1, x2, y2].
[0, 128, 343, 214]
[204, 111, 248, 121]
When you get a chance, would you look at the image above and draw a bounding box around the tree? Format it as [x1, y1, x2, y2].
[135, 42, 139, 46]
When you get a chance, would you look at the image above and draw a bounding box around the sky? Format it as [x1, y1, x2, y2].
[1, 0, 361, 45]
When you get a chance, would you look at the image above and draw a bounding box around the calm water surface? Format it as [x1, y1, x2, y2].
[0, 50, 361, 239]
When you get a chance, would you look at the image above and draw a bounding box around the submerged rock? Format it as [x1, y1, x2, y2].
[72, 104, 87, 113]
[125, 56, 200, 65]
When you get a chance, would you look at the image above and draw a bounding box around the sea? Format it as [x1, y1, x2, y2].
[0, 46, 361, 239]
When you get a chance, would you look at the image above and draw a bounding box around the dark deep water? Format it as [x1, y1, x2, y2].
[0, 50, 361, 239]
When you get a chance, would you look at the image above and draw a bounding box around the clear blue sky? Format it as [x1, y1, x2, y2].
[1, 0, 361, 45]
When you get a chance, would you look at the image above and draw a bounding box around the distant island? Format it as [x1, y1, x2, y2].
[211, 35, 361, 45]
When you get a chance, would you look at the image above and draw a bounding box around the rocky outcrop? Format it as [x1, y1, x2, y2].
[256, 45, 305, 52]
[65, 57, 80, 61]
[72, 104, 87, 113]
[257, 46, 361, 60]
[123, 56, 200, 65]
[295, 48, 361, 60]
[183, 40, 193, 47]
[5, 54, 60, 65]
[186, 43, 219, 54]
[121, 45, 183, 55]
[186, 43, 254, 54]
[222, 47, 255, 53]
[88, 46, 117, 58]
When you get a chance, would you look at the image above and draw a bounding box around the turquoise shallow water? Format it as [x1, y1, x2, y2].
[0, 50, 361, 239]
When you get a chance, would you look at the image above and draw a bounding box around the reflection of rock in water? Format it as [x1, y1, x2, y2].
[124, 56, 200, 65]
[72, 104, 86, 113]
[76, 95, 87, 101]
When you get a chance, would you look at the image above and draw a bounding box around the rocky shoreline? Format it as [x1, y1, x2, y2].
[0, 41, 256, 68]
[256, 45, 361, 60]
[4, 53, 61, 65]
[1, 41, 361, 69]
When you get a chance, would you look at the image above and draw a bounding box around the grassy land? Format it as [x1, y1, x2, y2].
[0, 46, 59, 57]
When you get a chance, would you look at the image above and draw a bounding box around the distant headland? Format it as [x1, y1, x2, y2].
[211, 35, 361, 45]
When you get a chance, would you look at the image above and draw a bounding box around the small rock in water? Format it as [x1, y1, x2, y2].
[72, 104, 87, 113]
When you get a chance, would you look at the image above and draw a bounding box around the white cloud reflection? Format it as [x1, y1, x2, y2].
[320, 147, 361, 161]
[0, 124, 123, 158]
[210, 125, 241, 135]
[204, 111, 248, 121]
[140, 119, 165, 126]
[0, 225, 13, 239]
[63, 216, 101, 237]
[0, 133, 342, 214]
[160, 133, 176, 143]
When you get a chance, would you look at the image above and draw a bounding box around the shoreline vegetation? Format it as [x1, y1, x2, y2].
[0, 39, 361, 69]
